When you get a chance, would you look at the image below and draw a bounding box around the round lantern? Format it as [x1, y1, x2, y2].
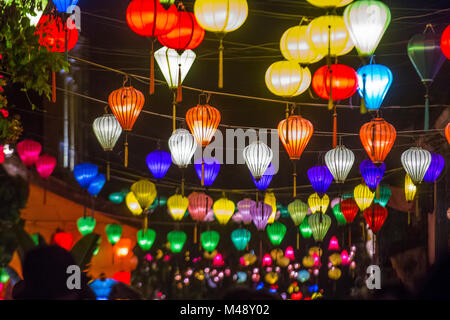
[105, 224, 122, 245]
[73, 163, 98, 189]
[308, 193, 330, 215]
[401, 147, 432, 185]
[186, 104, 221, 147]
[441, 25, 450, 59]
[307, 15, 350, 57]
[188, 192, 213, 222]
[340, 198, 359, 223]
[265, 61, 311, 97]
[325, 145, 355, 183]
[354, 184, 374, 211]
[200, 230, 220, 252]
[308, 214, 332, 242]
[213, 197, 235, 225]
[405, 174, 417, 203]
[52, 231, 73, 250]
[167, 230, 187, 253]
[360, 159, 386, 191]
[237, 199, 256, 225]
[137, 229, 156, 251]
[17, 139, 42, 167]
[88, 174, 106, 197]
[146, 150, 172, 179]
[36, 15, 79, 53]
[158, 10, 204, 50]
[288, 199, 308, 226]
[423, 152, 445, 183]
[306, 0, 353, 8]
[77, 217, 96, 236]
[36, 155, 57, 179]
[52, 0, 79, 13]
[167, 194, 189, 221]
[360, 118, 396, 164]
[168, 129, 197, 168]
[250, 201, 272, 231]
[266, 222, 287, 246]
[344, 0, 391, 56]
[357, 64, 393, 110]
[307, 165, 333, 196]
[243, 141, 273, 181]
[374, 185, 391, 207]
[280, 25, 323, 64]
[299, 219, 313, 238]
[231, 229, 251, 251]
[328, 267, 342, 280]
[130, 179, 158, 212]
[363, 204, 387, 233]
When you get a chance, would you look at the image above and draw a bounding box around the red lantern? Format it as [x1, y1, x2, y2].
[186, 104, 221, 147]
[341, 198, 359, 223]
[312, 64, 358, 103]
[36, 155, 57, 179]
[188, 192, 213, 222]
[113, 271, 131, 285]
[363, 204, 388, 233]
[360, 118, 396, 164]
[445, 123, 450, 144]
[52, 231, 73, 251]
[441, 25, 450, 59]
[17, 140, 42, 167]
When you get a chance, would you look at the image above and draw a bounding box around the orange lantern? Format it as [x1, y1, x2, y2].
[114, 238, 132, 258]
[360, 118, 396, 164]
[445, 123, 450, 144]
[108, 86, 145, 167]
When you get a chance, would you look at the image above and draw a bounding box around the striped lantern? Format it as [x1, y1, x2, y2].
[400, 147, 432, 185]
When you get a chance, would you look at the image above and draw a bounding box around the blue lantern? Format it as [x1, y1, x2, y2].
[357, 64, 393, 110]
[297, 270, 310, 283]
[251, 163, 275, 190]
[424, 152, 445, 183]
[360, 160, 385, 191]
[146, 151, 172, 179]
[88, 174, 106, 196]
[52, 0, 79, 13]
[307, 166, 333, 196]
[194, 158, 220, 186]
[89, 278, 117, 300]
[74, 163, 98, 189]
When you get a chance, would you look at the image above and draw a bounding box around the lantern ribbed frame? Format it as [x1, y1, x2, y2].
[280, 25, 323, 64]
[308, 193, 329, 214]
[341, 198, 359, 223]
[146, 150, 172, 179]
[288, 199, 308, 226]
[357, 64, 393, 110]
[363, 204, 388, 233]
[193, 0, 248, 33]
[354, 184, 374, 211]
[423, 152, 445, 183]
[266, 222, 287, 246]
[158, 11, 205, 50]
[137, 228, 156, 251]
[251, 163, 275, 190]
[401, 147, 432, 185]
[36, 15, 78, 53]
[360, 159, 386, 191]
[130, 179, 157, 212]
[155, 47, 196, 89]
[167, 230, 187, 253]
[231, 228, 251, 251]
[186, 104, 221, 147]
[265, 61, 311, 98]
[243, 141, 273, 180]
[73, 163, 98, 189]
[308, 214, 332, 242]
[325, 145, 355, 183]
[237, 199, 256, 225]
[200, 230, 220, 252]
[278, 115, 313, 160]
[307, 15, 350, 56]
[250, 201, 272, 231]
[188, 192, 213, 222]
[360, 118, 396, 164]
[108, 86, 145, 131]
[404, 174, 417, 202]
[92, 114, 122, 151]
[312, 64, 358, 101]
[17, 139, 42, 167]
[168, 129, 197, 168]
[307, 165, 334, 195]
[167, 194, 189, 221]
[213, 197, 235, 225]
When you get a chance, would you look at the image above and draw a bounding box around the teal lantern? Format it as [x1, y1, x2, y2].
[77, 217, 96, 235]
[308, 214, 332, 242]
[231, 229, 251, 251]
[167, 231, 187, 253]
[374, 185, 391, 207]
[137, 229, 156, 251]
[299, 219, 312, 239]
[266, 222, 287, 246]
[200, 230, 220, 252]
[277, 203, 289, 218]
[332, 203, 347, 226]
[105, 224, 122, 245]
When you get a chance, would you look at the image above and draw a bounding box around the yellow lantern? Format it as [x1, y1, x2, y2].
[329, 253, 342, 266]
[302, 255, 315, 268]
[265, 61, 311, 98]
[306, 0, 354, 8]
[308, 246, 323, 256]
[307, 15, 350, 57]
[280, 26, 324, 64]
[167, 194, 189, 221]
[264, 192, 278, 224]
[130, 179, 157, 212]
[328, 267, 342, 280]
[243, 253, 257, 265]
[405, 174, 417, 202]
[277, 256, 290, 267]
[213, 197, 235, 225]
[339, 34, 355, 55]
[265, 272, 279, 285]
[308, 193, 329, 214]
[270, 248, 284, 261]
[126, 192, 143, 216]
[354, 184, 374, 211]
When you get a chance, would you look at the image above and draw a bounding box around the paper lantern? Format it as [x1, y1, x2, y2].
[137, 229, 156, 251]
[186, 104, 221, 149]
[344, 0, 391, 56]
[340, 198, 359, 223]
[297, 270, 310, 283]
[77, 217, 96, 236]
[299, 219, 313, 238]
[126, 0, 177, 36]
[105, 224, 122, 245]
[0, 268, 10, 284]
[130, 179, 158, 212]
[424, 152, 445, 183]
[307, 165, 333, 196]
[441, 25, 450, 59]
[308, 193, 329, 214]
[243, 141, 273, 180]
[374, 185, 391, 207]
[360, 118, 396, 164]
[357, 64, 393, 110]
[307, 15, 350, 57]
[126, 192, 143, 216]
[52, 231, 73, 250]
[306, 0, 353, 8]
[280, 25, 323, 64]
[167, 194, 189, 221]
[146, 150, 172, 179]
[329, 236, 340, 251]
[328, 267, 342, 280]
[188, 192, 213, 222]
[213, 197, 235, 225]
[52, 0, 79, 13]
[251, 163, 275, 190]
[108, 190, 127, 204]
[251, 201, 272, 231]
[341, 250, 350, 265]
[36, 155, 56, 179]
[265, 61, 311, 97]
[401, 147, 432, 185]
[404, 174, 417, 203]
[114, 238, 132, 258]
[237, 199, 256, 225]
[266, 222, 287, 246]
[17, 139, 42, 167]
[36, 15, 78, 53]
[325, 145, 355, 184]
[155, 46, 196, 90]
[360, 159, 385, 191]
[354, 184, 374, 211]
[308, 214, 332, 242]
[167, 230, 187, 253]
[201, 230, 220, 252]
[278, 115, 314, 160]
[108, 86, 144, 132]
[87, 174, 106, 197]
[73, 163, 98, 189]
[158, 11, 205, 50]
[288, 199, 308, 226]
[363, 204, 387, 233]
[231, 229, 251, 251]
[92, 114, 122, 151]
[332, 203, 347, 225]
[194, 158, 221, 187]
[168, 129, 197, 168]
[312, 64, 358, 102]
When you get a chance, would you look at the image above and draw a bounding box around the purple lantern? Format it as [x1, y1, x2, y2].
[237, 199, 255, 225]
[360, 159, 385, 191]
[250, 201, 272, 231]
[194, 158, 220, 186]
[146, 151, 172, 179]
[424, 152, 445, 183]
[251, 163, 275, 190]
[307, 166, 333, 195]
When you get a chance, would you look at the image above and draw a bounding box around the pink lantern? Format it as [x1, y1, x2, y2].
[262, 254, 272, 267]
[0, 145, 4, 164]
[36, 155, 56, 179]
[239, 256, 247, 266]
[188, 192, 213, 222]
[341, 250, 350, 266]
[285, 246, 295, 261]
[17, 140, 42, 167]
[213, 253, 224, 267]
[328, 236, 340, 251]
[312, 253, 320, 267]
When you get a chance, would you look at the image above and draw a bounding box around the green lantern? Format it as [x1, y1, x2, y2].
[0, 268, 10, 283]
[167, 231, 187, 253]
[200, 230, 220, 252]
[374, 185, 391, 207]
[288, 199, 308, 226]
[77, 217, 96, 236]
[30, 233, 40, 245]
[231, 229, 251, 251]
[308, 214, 332, 242]
[266, 222, 287, 246]
[332, 204, 347, 226]
[299, 219, 313, 238]
[277, 203, 289, 218]
[137, 229, 156, 251]
[105, 224, 122, 245]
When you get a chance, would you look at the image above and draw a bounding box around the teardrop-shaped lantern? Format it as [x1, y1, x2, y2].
[77, 217, 96, 236]
[280, 25, 324, 64]
[188, 192, 213, 222]
[363, 204, 387, 233]
[167, 230, 187, 253]
[231, 229, 251, 251]
[243, 141, 273, 181]
[251, 163, 275, 190]
[92, 114, 122, 151]
[130, 179, 158, 212]
[265, 61, 311, 97]
[73, 163, 98, 189]
[307, 15, 350, 57]
[105, 224, 122, 245]
[308, 193, 330, 215]
[17, 139, 42, 167]
[400, 147, 432, 185]
[250, 201, 272, 231]
[288, 199, 308, 226]
[341, 198, 359, 223]
[360, 118, 396, 164]
[146, 150, 172, 179]
[194, 157, 220, 186]
[200, 230, 220, 252]
[278, 115, 314, 160]
[108, 87, 145, 132]
[360, 159, 386, 191]
[354, 184, 374, 211]
[237, 199, 256, 225]
[307, 165, 333, 196]
[88, 174, 106, 197]
[168, 129, 197, 168]
[299, 219, 313, 239]
[308, 214, 332, 242]
[374, 185, 391, 207]
[423, 152, 445, 183]
[357, 64, 393, 110]
[137, 229, 156, 251]
[167, 194, 189, 221]
[186, 103, 221, 147]
[213, 197, 235, 225]
[332, 203, 347, 225]
[36, 155, 57, 179]
[405, 174, 417, 203]
[325, 145, 355, 183]
[266, 222, 287, 246]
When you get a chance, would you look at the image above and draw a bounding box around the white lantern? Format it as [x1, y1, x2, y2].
[325, 145, 355, 183]
[243, 141, 273, 180]
[401, 147, 432, 185]
[194, 0, 248, 33]
[154, 47, 196, 89]
[168, 129, 197, 168]
[92, 114, 122, 151]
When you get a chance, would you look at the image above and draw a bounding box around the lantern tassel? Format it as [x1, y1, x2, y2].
[52, 71, 56, 103]
[194, 224, 197, 244]
[218, 38, 224, 89]
[293, 162, 297, 198]
[201, 159, 205, 186]
[173, 97, 176, 133]
[144, 212, 148, 235]
[150, 41, 155, 95]
[181, 170, 185, 197]
[361, 74, 367, 114]
[424, 85, 430, 131]
[177, 64, 182, 103]
[332, 107, 337, 148]
[124, 134, 129, 168]
[296, 231, 299, 250]
[106, 161, 110, 181]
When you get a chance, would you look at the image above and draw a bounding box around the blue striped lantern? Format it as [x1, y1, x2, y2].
[74, 163, 98, 189]
[194, 158, 220, 186]
[146, 150, 172, 179]
[357, 64, 393, 110]
[88, 174, 106, 196]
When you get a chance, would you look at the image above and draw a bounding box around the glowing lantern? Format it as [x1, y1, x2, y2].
[36, 15, 79, 52]
[442, 25, 450, 59]
[88, 174, 106, 197]
[130, 179, 158, 212]
[237, 199, 256, 225]
[213, 197, 235, 225]
[328, 236, 340, 251]
[188, 192, 213, 222]
[0, 268, 10, 284]
[267, 222, 286, 246]
[168, 129, 197, 168]
[201, 230, 220, 252]
[158, 11, 205, 50]
[231, 229, 251, 251]
[374, 185, 391, 207]
[328, 268, 342, 280]
[307, 166, 333, 196]
[298, 270, 310, 283]
[34, 154, 56, 180]
[341, 250, 350, 265]
[17, 140, 42, 167]
[52, 0, 79, 12]
[357, 64, 393, 110]
[308, 193, 329, 214]
[251, 163, 275, 190]
[280, 25, 323, 64]
[340, 198, 359, 223]
[146, 150, 172, 179]
[360, 118, 396, 164]
[344, 0, 391, 56]
[332, 203, 347, 225]
[126, 192, 143, 216]
[307, 15, 350, 57]
[446, 123, 450, 144]
[424, 152, 445, 183]
[92, 114, 122, 152]
[114, 238, 132, 258]
[299, 219, 313, 238]
[137, 229, 156, 251]
[278, 115, 313, 160]
[52, 231, 73, 250]
[167, 230, 187, 253]
[213, 253, 225, 266]
[401, 147, 432, 185]
[288, 199, 308, 226]
[363, 204, 387, 233]
[167, 194, 189, 221]
[194, 157, 220, 186]
[306, 0, 353, 8]
[73, 163, 98, 189]
[404, 174, 417, 203]
[264, 192, 278, 224]
[193, 0, 249, 88]
[105, 224, 122, 245]
[76, 217, 96, 236]
[262, 254, 272, 267]
[360, 159, 385, 191]
[251, 201, 272, 231]
[354, 184, 374, 211]
[325, 145, 355, 184]
[265, 61, 311, 97]
[243, 141, 273, 181]
[308, 214, 332, 242]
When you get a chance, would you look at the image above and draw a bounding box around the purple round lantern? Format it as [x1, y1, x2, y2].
[424, 152, 445, 183]
[195, 158, 220, 186]
[251, 163, 275, 190]
[237, 199, 256, 225]
[307, 165, 333, 195]
[146, 151, 172, 179]
[250, 201, 272, 231]
[360, 159, 385, 191]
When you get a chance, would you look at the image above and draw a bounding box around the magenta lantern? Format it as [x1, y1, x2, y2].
[36, 155, 57, 179]
[17, 139, 42, 167]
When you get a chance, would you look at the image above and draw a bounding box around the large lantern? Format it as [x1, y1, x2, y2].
[344, 0, 391, 56]
[325, 145, 355, 183]
[306, 0, 354, 8]
[423, 152, 445, 183]
[250, 201, 272, 231]
[213, 197, 235, 225]
[340, 198, 359, 223]
[167, 194, 189, 221]
[265, 61, 311, 98]
[308, 214, 332, 242]
[186, 103, 221, 148]
[360, 118, 396, 164]
[363, 204, 387, 233]
[308, 193, 330, 215]
[188, 192, 213, 222]
[374, 185, 391, 207]
[130, 179, 158, 214]
[17, 139, 42, 167]
[105, 224, 122, 245]
[146, 150, 172, 179]
[357, 64, 393, 110]
[243, 141, 273, 181]
[194, 158, 220, 186]
[251, 163, 275, 190]
[354, 184, 374, 211]
[288, 199, 308, 226]
[307, 165, 333, 196]
[168, 129, 197, 168]
[266, 222, 287, 246]
[307, 15, 350, 57]
[404, 174, 417, 203]
[200, 230, 220, 252]
[299, 219, 313, 238]
[231, 229, 251, 251]
[158, 11, 205, 50]
[167, 230, 187, 253]
[137, 229, 156, 251]
[360, 159, 386, 191]
[441, 25, 450, 59]
[280, 25, 323, 64]
[77, 217, 96, 236]
[73, 163, 98, 189]
[401, 147, 432, 185]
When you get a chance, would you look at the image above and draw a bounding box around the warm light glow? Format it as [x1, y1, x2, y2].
[278, 115, 314, 160]
[155, 47, 196, 89]
[280, 25, 324, 64]
[307, 15, 350, 57]
[265, 61, 311, 98]
[108, 87, 145, 131]
[213, 197, 235, 225]
[325, 145, 355, 183]
[186, 104, 221, 147]
[360, 118, 396, 164]
[306, 0, 354, 8]
[404, 174, 417, 202]
[126, 192, 143, 215]
[354, 184, 374, 211]
[167, 194, 189, 221]
[194, 0, 248, 33]
[130, 179, 157, 212]
[92, 114, 122, 151]
[308, 193, 329, 214]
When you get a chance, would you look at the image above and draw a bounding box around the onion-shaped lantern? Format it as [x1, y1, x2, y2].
[360, 118, 396, 164]
[237, 199, 256, 225]
[307, 166, 333, 196]
[354, 184, 374, 211]
[341, 198, 359, 223]
[288, 199, 308, 226]
[357, 64, 393, 110]
[36, 155, 56, 179]
[168, 129, 197, 169]
[167, 194, 189, 221]
[186, 104, 221, 147]
[88, 174, 106, 197]
[105, 224, 122, 245]
[299, 219, 313, 239]
[360, 159, 386, 191]
[17, 139, 42, 167]
[146, 150, 172, 179]
[280, 25, 323, 64]
[308, 214, 332, 242]
[213, 197, 235, 225]
[442, 25, 450, 59]
[308, 193, 329, 215]
[405, 174, 417, 203]
[231, 228, 251, 251]
[137, 229, 156, 251]
[77, 217, 96, 236]
[265, 61, 311, 97]
[251, 163, 275, 190]
[243, 141, 273, 181]
[200, 230, 220, 252]
[423, 152, 445, 183]
[306, 0, 353, 8]
[307, 15, 350, 57]
[250, 201, 272, 231]
[167, 230, 187, 253]
[344, 0, 391, 56]
[363, 204, 387, 233]
[188, 192, 213, 222]
[130, 179, 158, 213]
[400, 147, 432, 185]
[325, 145, 355, 183]
[266, 222, 287, 246]
[194, 158, 220, 186]
[374, 185, 391, 207]
[73, 163, 98, 189]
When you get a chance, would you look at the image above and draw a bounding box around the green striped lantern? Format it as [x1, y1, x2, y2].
[77, 217, 96, 236]
[288, 199, 308, 226]
[137, 229, 156, 251]
[200, 230, 220, 252]
[299, 219, 313, 239]
[332, 203, 347, 226]
[105, 224, 122, 245]
[308, 214, 332, 242]
[167, 231, 187, 253]
[374, 185, 391, 207]
[266, 222, 287, 246]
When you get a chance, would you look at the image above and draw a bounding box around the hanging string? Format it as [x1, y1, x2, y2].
[177, 63, 183, 102]
[296, 231, 299, 250]
[150, 40, 155, 95]
[292, 160, 297, 198]
[424, 83, 430, 131]
[332, 105, 337, 148]
[361, 73, 367, 114]
[144, 211, 149, 234]
[194, 222, 198, 244]
[201, 157, 205, 186]
[172, 91, 177, 132]
[106, 152, 110, 181]
[218, 37, 224, 88]
[124, 133, 129, 168]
